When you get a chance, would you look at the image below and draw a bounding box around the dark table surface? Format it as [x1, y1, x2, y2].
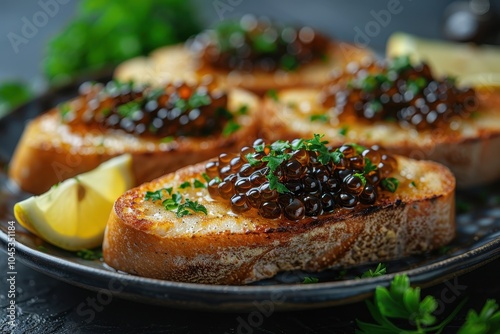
[0, 252, 499, 333]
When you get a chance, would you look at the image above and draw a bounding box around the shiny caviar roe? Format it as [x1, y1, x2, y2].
[60, 80, 229, 137]
[205, 135, 399, 221]
[321, 55, 478, 130]
[190, 15, 329, 73]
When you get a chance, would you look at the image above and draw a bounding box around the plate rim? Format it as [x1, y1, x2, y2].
[2, 226, 499, 311]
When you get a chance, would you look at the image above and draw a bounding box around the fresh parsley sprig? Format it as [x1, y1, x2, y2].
[357, 273, 467, 333]
[144, 184, 207, 218]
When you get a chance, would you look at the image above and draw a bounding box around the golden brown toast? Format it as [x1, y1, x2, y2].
[262, 88, 500, 188]
[103, 146, 455, 285]
[9, 85, 261, 194]
[114, 42, 372, 96]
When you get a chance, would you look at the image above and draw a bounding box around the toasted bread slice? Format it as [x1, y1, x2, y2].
[114, 42, 373, 96]
[9, 88, 260, 194]
[261, 88, 500, 187]
[103, 155, 455, 285]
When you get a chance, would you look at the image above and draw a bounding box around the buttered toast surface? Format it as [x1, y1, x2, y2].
[9, 82, 261, 194]
[104, 140, 455, 285]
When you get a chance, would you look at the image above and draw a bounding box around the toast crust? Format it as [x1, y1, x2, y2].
[114, 42, 373, 95]
[103, 156, 455, 285]
[261, 89, 500, 187]
[9, 88, 261, 194]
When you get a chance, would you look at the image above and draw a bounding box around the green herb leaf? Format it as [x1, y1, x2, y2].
[216, 107, 234, 120]
[270, 140, 290, 153]
[174, 98, 187, 111]
[222, 120, 241, 137]
[201, 173, 211, 182]
[145, 188, 172, 201]
[179, 181, 191, 189]
[309, 114, 329, 123]
[302, 277, 319, 284]
[237, 104, 249, 115]
[364, 158, 377, 174]
[188, 91, 211, 109]
[354, 173, 367, 187]
[266, 89, 279, 101]
[76, 249, 102, 260]
[193, 179, 206, 189]
[280, 54, 299, 71]
[0, 81, 32, 116]
[458, 299, 500, 334]
[176, 199, 208, 217]
[246, 153, 261, 167]
[163, 193, 182, 210]
[339, 125, 349, 136]
[160, 136, 174, 143]
[44, 0, 201, 82]
[117, 100, 141, 118]
[381, 177, 399, 193]
[59, 103, 72, 120]
[360, 263, 387, 278]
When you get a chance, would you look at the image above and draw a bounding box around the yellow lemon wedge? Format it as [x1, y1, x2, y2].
[387, 32, 500, 79]
[14, 154, 134, 251]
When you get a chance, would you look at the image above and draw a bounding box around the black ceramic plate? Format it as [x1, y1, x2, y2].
[1, 83, 500, 311]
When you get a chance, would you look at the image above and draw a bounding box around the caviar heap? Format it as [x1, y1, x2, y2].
[60, 80, 229, 137]
[192, 15, 328, 72]
[321, 56, 478, 130]
[205, 135, 398, 221]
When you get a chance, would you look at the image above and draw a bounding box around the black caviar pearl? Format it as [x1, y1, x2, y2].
[303, 195, 322, 216]
[284, 199, 305, 220]
[321, 193, 336, 212]
[246, 188, 261, 208]
[337, 192, 357, 208]
[302, 175, 321, 195]
[360, 185, 377, 204]
[259, 201, 282, 219]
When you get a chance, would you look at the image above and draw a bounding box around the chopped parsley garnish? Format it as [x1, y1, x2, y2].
[302, 277, 319, 284]
[248, 134, 346, 193]
[193, 179, 206, 188]
[160, 136, 174, 143]
[144, 187, 173, 201]
[339, 125, 349, 136]
[216, 107, 234, 120]
[356, 273, 468, 333]
[246, 153, 261, 167]
[309, 114, 329, 123]
[201, 173, 211, 182]
[59, 103, 71, 119]
[117, 100, 142, 118]
[176, 198, 208, 217]
[179, 181, 192, 189]
[354, 173, 367, 187]
[188, 91, 211, 109]
[144, 182, 208, 218]
[162, 193, 182, 210]
[280, 54, 299, 71]
[266, 89, 279, 101]
[222, 120, 241, 137]
[237, 104, 249, 115]
[381, 177, 399, 193]
[76, 249, 102, 260]
[364, 158, 377, 174]
[410, 181, 417, 188]
[359, 263, 386, 278]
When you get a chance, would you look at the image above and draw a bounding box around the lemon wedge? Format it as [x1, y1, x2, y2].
[14, 154, 134, 251]
[387, 32, 500, 79]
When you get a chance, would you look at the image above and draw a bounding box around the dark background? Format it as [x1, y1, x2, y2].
[1, 0, 489, 83]
[1, 1, 500, 333]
